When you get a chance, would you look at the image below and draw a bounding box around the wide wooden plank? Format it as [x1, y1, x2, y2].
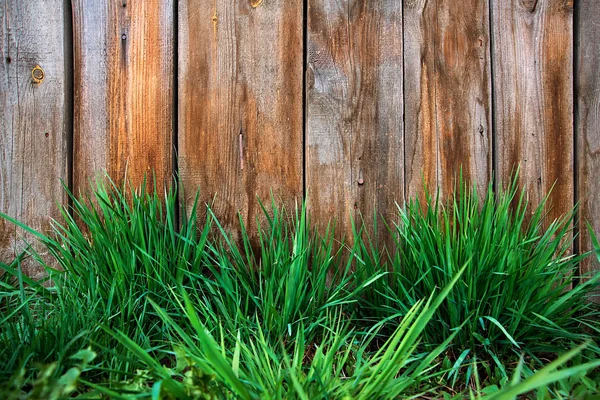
[404, 0, 492, 202]
[72, 0, 174, 192]
[577, 0, 600, 298]
[492, 0, 574, 224]
[306, 1, 404, 242]
[178, 0, 303, 235]
[0, 1, 70, 276]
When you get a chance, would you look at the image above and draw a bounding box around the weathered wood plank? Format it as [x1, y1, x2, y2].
[306, 0, 404, 242]
[577, 0, 600, 298]
[178, 0, 303, 235]
[404, 0, 492, 202]
[492, 0, 574, 224]
[0, 1, 70, 276]
[72, 0, 173, 192]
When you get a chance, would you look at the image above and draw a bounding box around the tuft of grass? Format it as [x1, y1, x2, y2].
[0, 177, 213, 383]
[188, 199, 369, 343]
[105, 265, 600, 400]
[353, 174, 600, 384]
[105, 268, 466, 399]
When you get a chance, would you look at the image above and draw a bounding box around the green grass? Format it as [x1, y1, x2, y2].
[0, 177, 213, 383]
[104, 272, 465, 399]
[351, 176, 600, 385]
[1, 174, 599, 398]
[185, 199, 360, 343]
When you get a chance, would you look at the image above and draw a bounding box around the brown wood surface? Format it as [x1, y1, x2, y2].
[0, 0, 596, 284]
[0, 1, 70, 275]
[178, 0, 303, 235]
[306, 1, 404, 242]
[492, 0, 574, 224]
[404, 0, 492, 202]
[577, 0, 600, 298]
[72, 0, 173, 193]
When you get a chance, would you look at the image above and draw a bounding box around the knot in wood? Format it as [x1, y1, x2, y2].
[520, 0, 538, 12]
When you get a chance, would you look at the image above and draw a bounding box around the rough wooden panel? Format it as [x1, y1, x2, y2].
[404, 0, 492, 202]
[577, 0, 600, 298]
[492, 0, 574, 224]
[72, 0, 173, 193]
[306, 1, 404, 242]
[0, 1, 70, 275]
[178, 0, 303, 235]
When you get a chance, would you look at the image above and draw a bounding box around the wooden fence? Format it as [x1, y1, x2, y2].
[1, 0, 599, 282]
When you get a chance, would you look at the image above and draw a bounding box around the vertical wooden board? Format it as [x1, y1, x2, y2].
[577, 0, 600, 297]
[492, 0, 574, 223]
[436, 0, 492, 197]
[0, 1, 70, 276]
[72, 0, 173, 193]
[404, 0, 492, 202]
[179, 0, 303, 235]
[306, 1, 404, 242]
[403, 0, 437, 201]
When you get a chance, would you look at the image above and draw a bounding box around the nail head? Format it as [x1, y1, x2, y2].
[31, 65, 44, 84]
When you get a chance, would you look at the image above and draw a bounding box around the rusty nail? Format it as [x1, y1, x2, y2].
[250, 0, 263, 8]
[32, 65, 44, 84]
[121, 33, 127, 40]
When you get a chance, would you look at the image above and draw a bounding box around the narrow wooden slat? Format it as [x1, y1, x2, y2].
[0, 1, 70, 276]
[492, 0, 574, 224]
[403, 0, 436, 201]
[178, 0, 303, 235]
[577, 0, 600, 298]
[404, 0, 492, 202]
[306, 1, 404, 242]
[72, 0, 173, 193]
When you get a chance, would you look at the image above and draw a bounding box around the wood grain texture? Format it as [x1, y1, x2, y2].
[178, 0, 303, 235]
[306, 0, 404, 242]
[492, 0, 574, 224]
[577, 0, 600, 298]
[0, 1, 70, 275]
[72, 0, 173, 193]
[404, 0, 492, 202]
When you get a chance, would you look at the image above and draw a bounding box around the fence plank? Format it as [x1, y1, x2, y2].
[306, 1, 404, 241]
[0, 1, 70, 275]
[577, 0, 600, 298]
[492, 1, 574, 224]
[178, 0, 303, 235]
[72, 0, 173, 192]
[404, 0, 492, 202]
